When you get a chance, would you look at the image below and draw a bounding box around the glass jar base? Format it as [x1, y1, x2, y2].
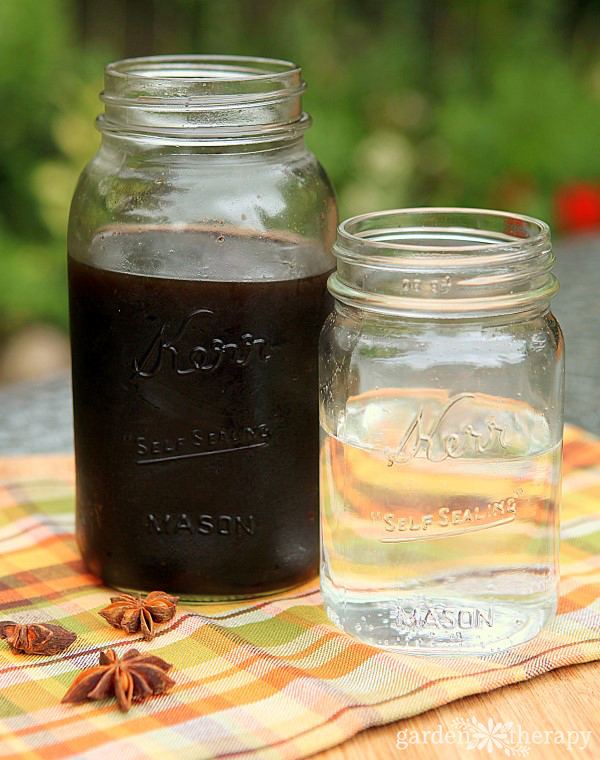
[321, 579, 557, 656]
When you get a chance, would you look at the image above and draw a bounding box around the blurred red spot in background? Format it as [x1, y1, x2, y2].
[556, 183, 600, 232]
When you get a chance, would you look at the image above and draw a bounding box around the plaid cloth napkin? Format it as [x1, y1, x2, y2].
[0, 424, 599, 760]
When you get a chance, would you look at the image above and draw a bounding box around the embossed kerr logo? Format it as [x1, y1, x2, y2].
[385, 392, 510, 466]
[133, 308, 271, 378]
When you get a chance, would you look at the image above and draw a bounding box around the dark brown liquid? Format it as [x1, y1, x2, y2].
[68, 229, 331, 597]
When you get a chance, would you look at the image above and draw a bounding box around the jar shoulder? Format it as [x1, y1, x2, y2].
[68, 141, 337, 268]
[322, 308, 563, 365]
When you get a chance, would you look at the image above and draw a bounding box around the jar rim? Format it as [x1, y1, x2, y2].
[102, 55, 305, 106]
[104, 54, 302, 87]
[330, 207, 557, 318]
[99, 55, 308, 142]
[337, 207, 550, 255]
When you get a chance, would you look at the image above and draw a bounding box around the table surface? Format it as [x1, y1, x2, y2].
[317, 662, 599, 759]
[1, 233, 599, 758]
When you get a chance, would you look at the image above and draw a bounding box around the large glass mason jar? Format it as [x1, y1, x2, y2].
[68, 56, 337, 599]
[319, 208, 564, 655]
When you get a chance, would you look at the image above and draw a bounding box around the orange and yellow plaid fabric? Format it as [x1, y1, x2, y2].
[0, 424, 599, 759]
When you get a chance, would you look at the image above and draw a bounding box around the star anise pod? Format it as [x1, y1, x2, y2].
[62, 648, 175, 712]
[99, 591, 179, 640]
[0, 621, 77, 655]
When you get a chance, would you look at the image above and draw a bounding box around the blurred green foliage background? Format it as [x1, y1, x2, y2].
[0, 0, 599, 335]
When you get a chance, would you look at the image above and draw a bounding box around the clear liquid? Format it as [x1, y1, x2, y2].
[320, 390, 561, 655]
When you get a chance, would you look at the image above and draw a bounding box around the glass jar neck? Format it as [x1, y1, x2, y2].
[97, 55, 311, 148]
[329, 208, 558, 319]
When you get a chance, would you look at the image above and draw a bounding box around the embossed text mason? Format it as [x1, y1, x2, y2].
[320, 208, 564, 655]
[68, 56, 337, 598]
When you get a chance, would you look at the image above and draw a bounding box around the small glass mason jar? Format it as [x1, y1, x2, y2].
[319, 208, 564, 655]
[68, 56, 337, 600]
